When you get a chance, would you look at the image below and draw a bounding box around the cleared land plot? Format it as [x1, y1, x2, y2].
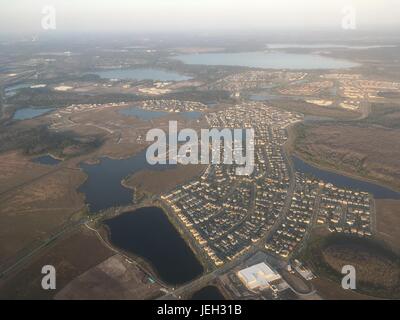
[0, 227, 113, 299]
[55, 255, 162, 300]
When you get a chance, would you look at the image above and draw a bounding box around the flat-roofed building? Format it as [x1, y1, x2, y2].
[237, 262, 281, 291]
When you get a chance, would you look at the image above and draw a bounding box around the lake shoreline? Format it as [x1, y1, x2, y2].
[291, 151, 400, 196]
[103, 206, 205, 285]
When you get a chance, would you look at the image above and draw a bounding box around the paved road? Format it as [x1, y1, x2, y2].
[1, 122, 305, 300]
[160, 140, 298, 300]
[0, 204, 136, 279]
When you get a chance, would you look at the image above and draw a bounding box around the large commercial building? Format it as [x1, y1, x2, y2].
[237, 262, 282, 291]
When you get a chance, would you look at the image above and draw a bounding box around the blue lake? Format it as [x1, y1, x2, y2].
[89, 68, 191, 81]
[173, 51, 358, 69]
[79, 150, 174, 212]
[13, 107, 52, 120]
[119, 106, 202, 120]
[266, 43, 397, 50]
[105, 207, 203, 285]
[292, 156, 400, 199]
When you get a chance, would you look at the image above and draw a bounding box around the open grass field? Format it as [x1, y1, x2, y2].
[271, 99, 361, 120]
[299, 232, 400, 299]
[125, 164, 206, 195]
[55, 255, 162, 300]
[0, 151, 51, 194]
[375, 199, 400, 253]
[0, 226, 114, 299]
[0, 167, 86, 265]
[293, 122, 400, 191]
[311, 278, 375, 300]
[365, 103, 400, 129]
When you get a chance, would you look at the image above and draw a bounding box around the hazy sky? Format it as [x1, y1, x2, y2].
[1, 0, 399, 34]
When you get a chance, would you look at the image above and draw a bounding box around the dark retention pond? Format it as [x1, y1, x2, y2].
[12, 107, 53, 120]
[33, 155, 61, 166]
[292, 156, 400, 199]
[79, 150, 174, 212]
[5, 83, 33, 97]
[104, 207, 203, 285]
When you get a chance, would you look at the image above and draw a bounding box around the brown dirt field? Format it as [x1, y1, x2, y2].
[125, 164, 206, 194]
[294, 123, 400, 191]
[0, 226, 114, 299]
[55, 255, 162, 300]
[375, 199, 400, 253]
[0, 151, 52, 194]
[0, 168, 86, 265]
[312, 278, 376, 300]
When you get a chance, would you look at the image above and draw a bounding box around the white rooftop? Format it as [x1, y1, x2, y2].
[237, 262, 281, 290]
